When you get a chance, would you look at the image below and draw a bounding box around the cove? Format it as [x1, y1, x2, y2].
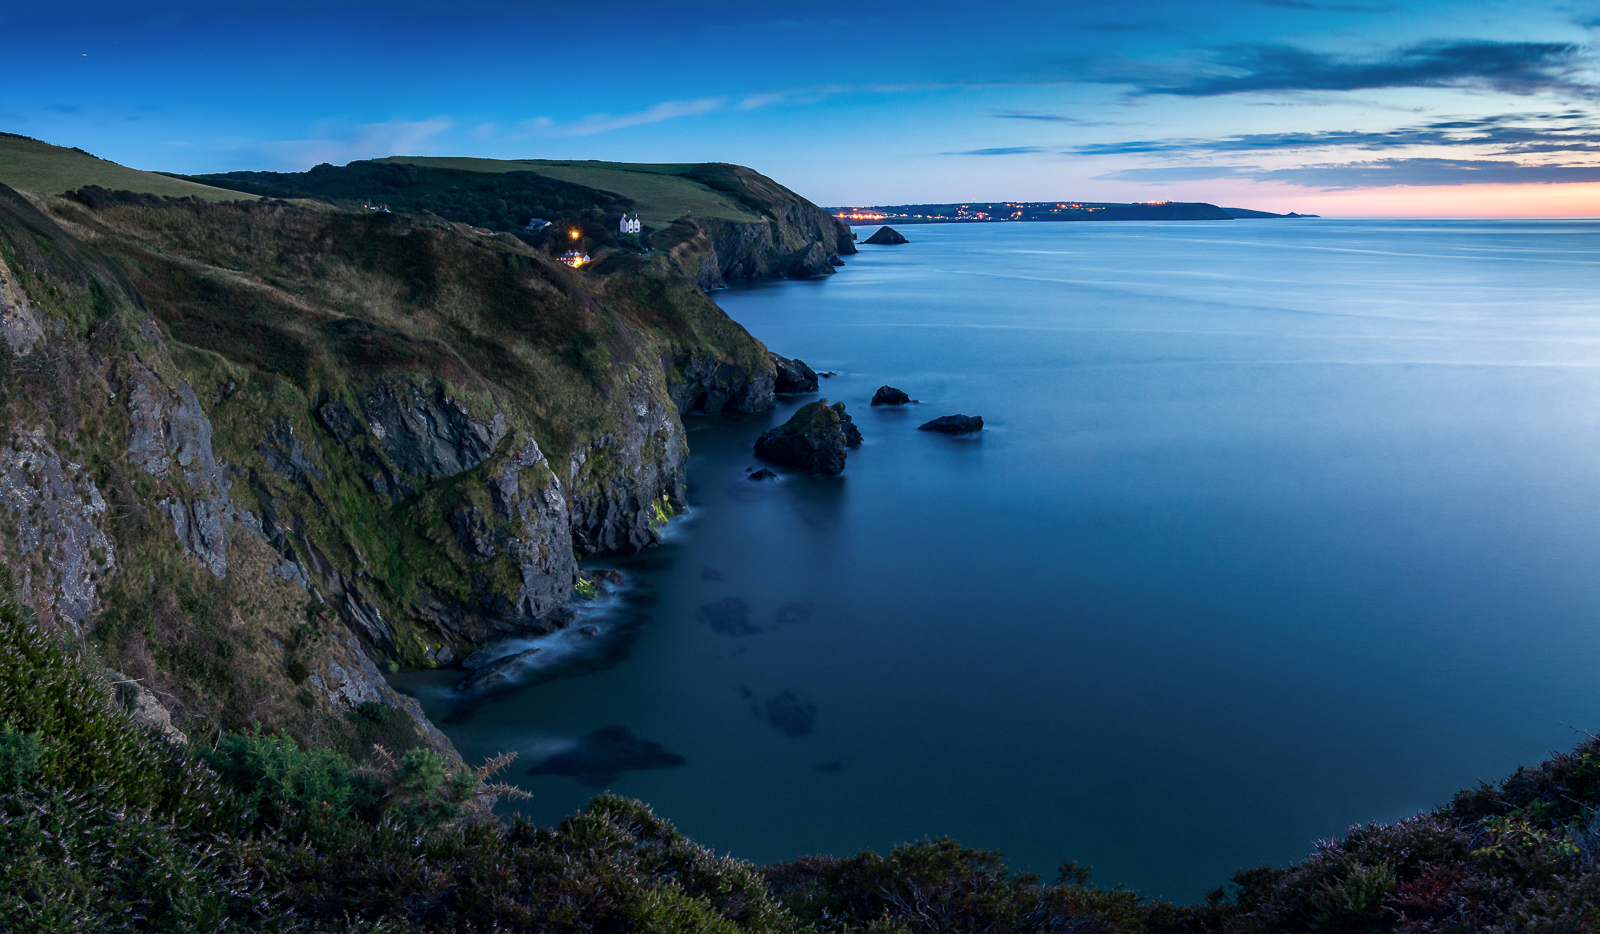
[393, 219, 1600, 900]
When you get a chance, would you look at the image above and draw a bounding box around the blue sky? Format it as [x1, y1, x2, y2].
[5, 0, 1600, 213]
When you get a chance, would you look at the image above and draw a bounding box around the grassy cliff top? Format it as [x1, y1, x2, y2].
[0, 133, 257, 202]
[375, 156, 765, 227]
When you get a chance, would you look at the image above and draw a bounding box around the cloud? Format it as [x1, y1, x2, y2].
[234, 118, 453, 171]
[1070, 111, 1600, 156]
[1246, 0, 1395, 12]
[942, 146, 1050, 156]
[991, 111, 1129, 126]
[1134, 40, 1591, 97]
[546, 97, 724, 136]
[1099, 157, 1600, 188]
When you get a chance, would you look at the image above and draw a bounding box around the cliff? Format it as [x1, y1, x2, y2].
[180, 156, 857, 290]
[0, 177, 776, 761]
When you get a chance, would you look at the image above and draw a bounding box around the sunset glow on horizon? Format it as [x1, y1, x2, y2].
[6, 1, 1600, 215]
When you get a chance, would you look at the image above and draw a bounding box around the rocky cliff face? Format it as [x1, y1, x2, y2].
[646, 164, 857, 287]
[0, 180, 778, 761]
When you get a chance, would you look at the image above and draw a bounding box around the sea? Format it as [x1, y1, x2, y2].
[392, 218, 1600, 900]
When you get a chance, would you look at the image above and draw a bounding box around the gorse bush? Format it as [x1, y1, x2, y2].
[7, 588, 1600, 931]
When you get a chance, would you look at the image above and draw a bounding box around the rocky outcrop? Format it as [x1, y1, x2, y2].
[667, 351, 777, 415]
[770, 352, 819, 394]
[834, 402, 863, 447]
[754, 400, 859, 476]
[568, 378, 687, 556]
[919, 414, 984, 434]
[124, 356, 236, 578]
[0, 255, 44, 355]
[872, 385, 912, 406]
[0, 431, 115, 634]
[359, 380, 506, 480]
[863, 226, 909, 245]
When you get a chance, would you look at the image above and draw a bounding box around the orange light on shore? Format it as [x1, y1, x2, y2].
[570, 230, 580, 239]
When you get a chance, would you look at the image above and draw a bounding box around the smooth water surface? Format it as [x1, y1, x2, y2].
[395, 219, 1600, 900]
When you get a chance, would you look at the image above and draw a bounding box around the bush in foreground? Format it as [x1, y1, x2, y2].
[6, 590, 1600, 931]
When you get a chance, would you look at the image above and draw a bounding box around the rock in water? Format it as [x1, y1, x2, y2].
[831, 402, 863, 446]
[769, 352, 819, 394]
[871, 385, 912, 406]
[918, 414, 984, 435]
[765, 690, 818, 736]
[754, 399, 859, 475]
[529, 725, 687, 787]
[456, 647, 542, 694]
[863, 226, 909, 245]
[748, 467, 778, 481]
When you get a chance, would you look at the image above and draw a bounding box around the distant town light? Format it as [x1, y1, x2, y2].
[570, 230, 581, 240]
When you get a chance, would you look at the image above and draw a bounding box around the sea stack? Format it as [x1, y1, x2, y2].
[863, 226, 909, 245]
[871, 385, 912, 406]
[754, 399, 862, 475]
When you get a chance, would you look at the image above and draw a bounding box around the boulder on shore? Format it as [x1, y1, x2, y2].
[769, 352, 819, 394]
[871, 385, 912, 406]
[754, 399, 861, 476]
[863, 226, 909, 245]
[918, 414, 983, 435]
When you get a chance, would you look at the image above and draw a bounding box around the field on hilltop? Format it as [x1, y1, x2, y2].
[376, 156, 766, 227]
[0, 133, 256, 201]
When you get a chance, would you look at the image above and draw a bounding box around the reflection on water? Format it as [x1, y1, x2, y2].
[393, 219, 1600, 900]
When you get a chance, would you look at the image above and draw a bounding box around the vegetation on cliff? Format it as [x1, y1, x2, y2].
[4, 590, 1600, 930]
[0, 154, 778, 761]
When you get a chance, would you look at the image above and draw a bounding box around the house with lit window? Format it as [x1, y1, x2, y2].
[619, 214, 641, 234]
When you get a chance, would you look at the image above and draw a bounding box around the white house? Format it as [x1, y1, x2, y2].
[619, 214, 641, 234]
[525, 217, 551, 231]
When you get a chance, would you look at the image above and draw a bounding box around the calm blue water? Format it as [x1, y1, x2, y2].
[395, 218, 1600, 900]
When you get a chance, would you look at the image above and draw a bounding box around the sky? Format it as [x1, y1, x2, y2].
[5, 0, 1600, 215]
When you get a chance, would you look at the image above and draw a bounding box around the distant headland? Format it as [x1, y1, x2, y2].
[831, 201, 1317, 223]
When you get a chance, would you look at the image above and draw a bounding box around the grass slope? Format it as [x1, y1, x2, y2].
[0, 133, 255, 202]
[376, 156, 765, 227]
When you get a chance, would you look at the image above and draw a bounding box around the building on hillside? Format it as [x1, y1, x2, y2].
[525, 217, 551, 231]
[619, 214, 641, 234]
[559, 250, 591, 268]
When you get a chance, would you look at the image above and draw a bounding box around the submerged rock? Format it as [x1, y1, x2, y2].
[754, 399, 857, 476]
[456, 647, 541, 693]
[918, 414, 984, 435]
[871, 385, 912, 406]
[765, 690, 818, 736]
[529, 725, 687, 787]
[748, 467, 778, 481]
[698, 597, 760, 636]
[863, 226, 909, 245]
[769, 352, 819, 394]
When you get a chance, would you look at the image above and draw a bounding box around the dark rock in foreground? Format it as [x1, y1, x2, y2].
[765, 690, 818, 736]
[871, 385, 912, 406]
[529, 725, 687, 787]
[919, 414, 984, 435]
[863, 225, 909, 245]
[748, 467, 778, 481]
[754, 399, 860, 476]
[769, 352, 819, 394]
